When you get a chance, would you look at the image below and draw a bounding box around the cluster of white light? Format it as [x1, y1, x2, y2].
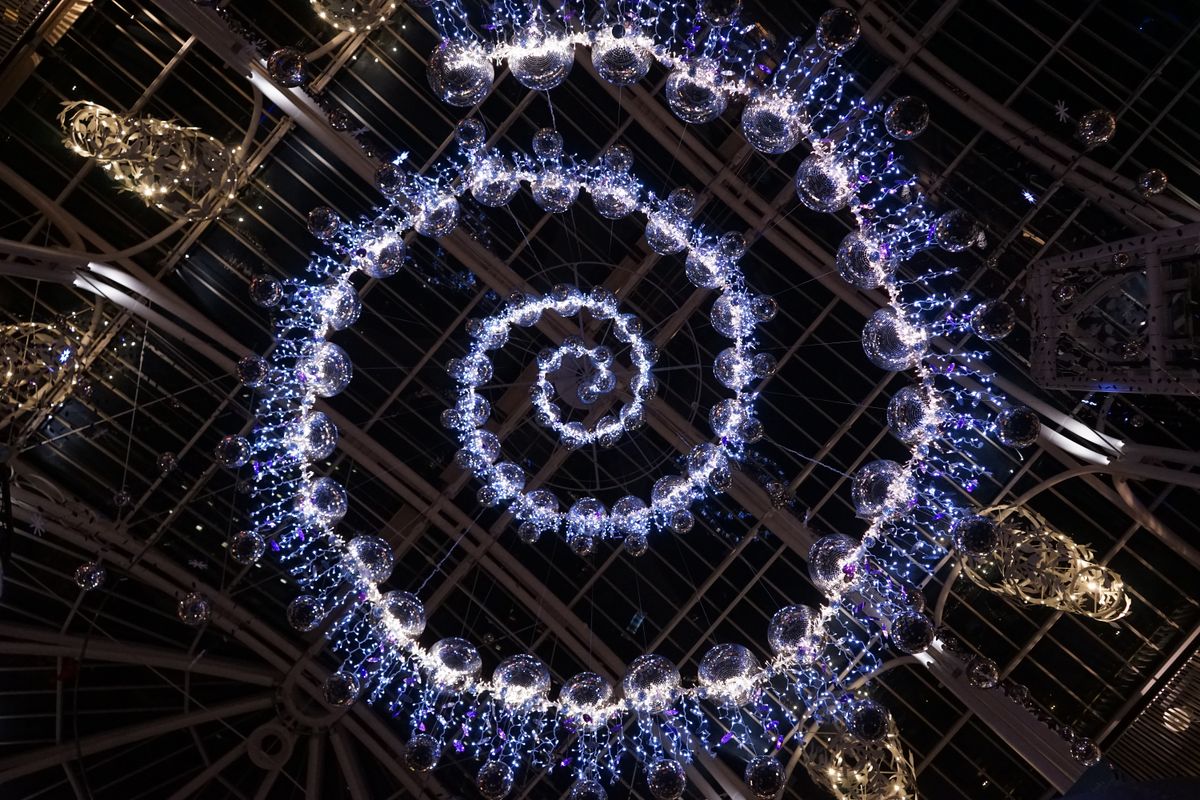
[228, 3, 1060, 794]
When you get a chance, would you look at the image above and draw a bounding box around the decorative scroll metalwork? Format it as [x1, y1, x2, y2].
[962, 504, 1131, 622]
[0, 321, 81, 415]
[58, 100, 241, 220]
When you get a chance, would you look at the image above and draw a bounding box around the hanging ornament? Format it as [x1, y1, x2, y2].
[475, 761, 515, 800]
[664, 58, 728, 124]
[287, 595, 325, 631]
[816, 8, 860, 53]
[1076, 109, 1116, 148]
[741, 91, 805, 154]
[646, 758, 687, 800]
[177, 592, 212, 626]
[403, 733, 440, 772]
[228, 530, 266, 564]
[1137, 168, 1168, 196]
[590, 25, 652, 86]
[74, 561, 106, 591]
[808, 533, 858, 595]
[427, 40, 494, 107]
[794, 153, 854, 212]
[995, 405, 1041, 448]
[698, 643, 760, 707]
[889, 610, 935, 654]
[507, 25, 575, 91]
[884, 96, 930, 140]
[266, 47, 307, 87]
[969, 299, 1016, 340]
[743, 755, 785, 799]
[322, 671, 360, 706]
[847, 698, 891, 741]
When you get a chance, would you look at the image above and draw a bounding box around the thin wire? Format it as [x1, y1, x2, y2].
[416, 507, 484, 595]
[767, 437, 853, 479]
[118, 319, 151, 496]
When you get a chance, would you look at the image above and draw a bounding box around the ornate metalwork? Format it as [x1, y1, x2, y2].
[803, 720, 919, 800]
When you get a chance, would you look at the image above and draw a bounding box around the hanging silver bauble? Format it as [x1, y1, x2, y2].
[622, 654, 681, 713]
[846, 698, 891, 741]
[266, 47, 307, 88]
[345, 534, 394, 581]
[287, 595, 324, 631]
[836, 231, 896, 289]
[1137, 168, 1168, 196]
[698, 643, 760, 707]
[664, 59, 727, 124]
[476, 761, 515, 800]
[740, 92, 804, 154]
[1076, 109, 1116, 149]
[889, 609, 935, 654]
[228, 530, 266, 564]
[969, 299, 1016, 340]
[808, 533, 858, 595]
[768, 604, 821, 663]
[744, 755, 785, 799]
[591, 26, 652, 86]
[816, 8, 860, 53]
[74, 561, 106, 590]
[322, 671, 360, 706]
[403, 733, 440, 772]
[508, 26, 574, 91]
[951, 514, 1001, 556]
[177, 592, 211, 626]
[862, 307, 928, 371]
[646, 759, 687, 800]
[427, 40, 494, 107]
[794, 153, 854, 212]
[374, 590, 426, 639]
[996, 405, 1040, 448]
[884, 96, 930, 140]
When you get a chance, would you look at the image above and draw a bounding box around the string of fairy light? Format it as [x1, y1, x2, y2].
[117, 3, 1104, 799]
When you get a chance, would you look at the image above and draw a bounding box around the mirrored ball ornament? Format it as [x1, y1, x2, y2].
[476, 761, 515, 800]
[294, 411, 339, 460]
[698, 0, 743, 25]
[287, 595, 324, 632]
[1071, 738, 1102, 766]
[236, 354, 268, 387]
[591, 27, 652, 86]
[884, 95, 930, 140]
[568, 778, 607, 800]
[177, 592, 211, 626]
[317, 280, 361, 331]
[307, 206, 341, 240]
[296, 341, 353, 397]
[266, 47, 307, 87]
[509, 27, 574, 91]
[1137, 168, 1168, 196]
[375, 590, 426, 639]
[664, 59, 728, 124]
[74, 561, 106, 591]
[156, 451, 178, 476]
[970, 299, 1016, 341]
[322, 671, 360, 706]
[1076, 109, 1116, 149]
[303, 477, 348, 524]
[740, 93, 804, 154]
[862, 307, 928, 371]
[622, 654, 681, 713]
[249, 274, 283, 308]
[889, 609, 935, 654]
[559, 671, 613, 720]
[403, 733, 440, 772]
[795, 154, 854, 212]
[934, 209, 983, 252]
[847, 698, 891, 741]
[646, 758, 687, 800]
[836, 232, 896, 289]
[427, 40, 494, 107]
[698, 643, 760, 707]
[214, 435, 251, 468]
[228, 530, 266, 564]
[966, 655, 999, 689]
[431, 637, 483, 689]
[816, 7, 860, 53]
[951, 514, 1001, 556]
[887, 384, 939, 444]
[808, 533, 858, 596]
[768, 604, 821, 663]
[454, 117, 486, 150]
[996, 405, 1040, 448]
[493, 653, 552, 706]
[346, 535, 394, 582]
[744, 755, 785, 799]
[851, 459, 912, 520]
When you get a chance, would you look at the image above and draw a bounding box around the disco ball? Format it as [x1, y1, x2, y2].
[1138, 168, 1168, 196]
[411, 193, 460, 238]
[493, 653, 552, 706]
[836, 231, 896, 289]
[476, 761, 515, 800]
[531, 170, 580, 213]
[816, 8, 860, 53]
[851, 459, 912, 520]
[317, 279, 361, 330]
[768, 604, 821, 663]
[698, 643, 761, 707]
[741, 92, 804, 154]
[969, 299, 1016, 340]
[427, 40, 494, 107]
[509, 27, 574, 91]
[1076, 109, 1116, 149]
[622, 654, 681, 713]
[177, 592, 211, 626]
[951, 514, 1001, 556]
[287, 595, 324, 631]
[847, 698, 890, 741]
[808, 533, 858, 595]
[294, 411, 339, 460]
[375, 590, 426, 639]
[590, 27, 652, 86]
[228, 530, 265, 564]
[237, 354, 268, 386]
[645, 188, 695, 254]
[156, 451, 178, 475]
[467, 150, 519, 207]
[249, 274, 283, 307]
[794, 153, 854, 212]
[403, 733, 440, 772]
[862, 307, 928, 371]
[886, 384, 939, 444]
[568, 778, 607, 800]
[646, 758, 687, 800]
[431, 637, 483, 689]
[74, 561, 105, 591]
[698, 0, 743, 25]
[996, 405, 1040, 448]
[966, 655, 999, 689]
[266, 47, 307, 88]
[323, 671, 360, 706]
[884, 95, 929, 140]
[933, 209, 982, 252]
[214, 434, 250, 468]
[744, 755, 785, 799]
[624, 532, 649, 556]
[559, 671, 613, 721]
[664, 59, 727, 124]
[307, 205, 341, 240]
[296, 341, 353, 397]
[1071, 738, 1102, 766]
[303, 477, 348, 524]
[889, 610, 935, 654]
[345, 534, 394, 581]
